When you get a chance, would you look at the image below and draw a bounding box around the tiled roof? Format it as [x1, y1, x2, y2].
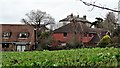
[91, 28, 108, 33]
[89, 33, 100, 43]
[54, 22, 93, 33]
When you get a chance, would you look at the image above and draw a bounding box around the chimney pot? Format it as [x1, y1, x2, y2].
[83, 15, 86, 20]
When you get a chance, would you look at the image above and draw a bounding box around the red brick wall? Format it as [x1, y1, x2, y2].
[2, 24, 35, 43]
[0, 24, 35, 51]
[53, 33, 90, 42]
[52, 33, 94, 46]
[53, 33, 71, 42]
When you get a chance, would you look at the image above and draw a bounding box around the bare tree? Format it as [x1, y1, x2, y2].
[79, 0, 120, 13]
[102, 12, 117, 33]
[90, 12, 117, 30]
[21, 9, 55, 49]
[21, 10, 55, 29]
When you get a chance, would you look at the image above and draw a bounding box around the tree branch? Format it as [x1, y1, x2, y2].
[79, 0, 120, 12]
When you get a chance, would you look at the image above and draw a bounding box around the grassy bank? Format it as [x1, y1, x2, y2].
[1, 47, 120, 67]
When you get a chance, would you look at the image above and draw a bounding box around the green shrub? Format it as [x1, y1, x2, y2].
[98, 35, 112, 48]
[37, 38, 52, 50]
[36, 31, 52, 50]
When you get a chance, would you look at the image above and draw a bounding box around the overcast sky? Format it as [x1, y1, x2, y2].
[0, 0, 118, 24]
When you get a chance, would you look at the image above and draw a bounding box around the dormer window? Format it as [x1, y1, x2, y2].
[18, 32, 29, 38]
[2, 32, 11, 38]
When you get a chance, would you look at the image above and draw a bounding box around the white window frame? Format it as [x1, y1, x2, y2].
[2, 32, 11, 39]
[18, 32, 29, 39]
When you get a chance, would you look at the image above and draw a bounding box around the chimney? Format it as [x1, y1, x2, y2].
[83, 15, 86, 20]
[77, 15, 79, 18]
[70, 13, 73, 17]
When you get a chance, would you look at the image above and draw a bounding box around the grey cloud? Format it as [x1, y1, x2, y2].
[0, 0, 118, 23]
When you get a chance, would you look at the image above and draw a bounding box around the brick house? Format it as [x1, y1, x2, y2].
[52, 22, 107, 48]
[0, 24, 35, 51]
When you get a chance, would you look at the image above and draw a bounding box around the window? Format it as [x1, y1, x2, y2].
[16, 45, 26, 52]
[74, 31, 77, 35]
[2, 43, 9, 48]
[2, 32, 11, 38]
[63, 32, 67, 37]
[89, 34, 92, 37]
[18, 32, 29, 38]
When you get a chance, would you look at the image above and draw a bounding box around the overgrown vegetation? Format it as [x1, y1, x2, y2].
[36, 31, 53, 51]
[112, 26, 120, 47]
[2, 48, 120, 67]
[98, 34, 112, 48]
